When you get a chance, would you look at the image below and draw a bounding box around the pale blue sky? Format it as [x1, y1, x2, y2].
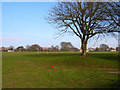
[2, 2, 118, 48]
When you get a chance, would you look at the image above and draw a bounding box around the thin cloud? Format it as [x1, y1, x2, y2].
[0, 37, 21, 43]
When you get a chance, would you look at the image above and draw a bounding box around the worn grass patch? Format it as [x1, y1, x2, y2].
[2, 52, 119, 88]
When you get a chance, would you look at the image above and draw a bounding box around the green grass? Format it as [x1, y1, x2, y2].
[2, 52, 119, 88]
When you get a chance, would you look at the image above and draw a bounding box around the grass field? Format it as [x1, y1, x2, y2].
[2, 52, 119, 88]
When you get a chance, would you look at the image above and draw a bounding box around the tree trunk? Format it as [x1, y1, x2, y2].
[81, 40, 87, 56]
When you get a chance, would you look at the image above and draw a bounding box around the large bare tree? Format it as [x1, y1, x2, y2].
[104, 2, 120, 26]
[46, 2, 120, 56]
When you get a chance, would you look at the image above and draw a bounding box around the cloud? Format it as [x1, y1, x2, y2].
[0, 37, 21, 43]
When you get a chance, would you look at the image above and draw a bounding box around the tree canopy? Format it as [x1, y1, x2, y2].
[100, 44, 109, 49]
[46, 2, 120, 56]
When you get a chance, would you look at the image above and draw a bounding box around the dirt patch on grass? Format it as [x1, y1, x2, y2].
[97, 68, 119, 74]
[105, 72, 120, 74]
[98, 68, 118, 70]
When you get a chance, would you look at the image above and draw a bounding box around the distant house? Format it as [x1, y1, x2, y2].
[79, 49, 82, 52]
[110, 49, 116, 52]
[109, 48, 116, 51]
[0, 47, 9, 52]
[42, 47, 49, 52]
[88, 48, 95, 52]
[0, 47, 15, 52]
[69, 47, 79, 52]
[86, 49, 89, 52]
[106, 48, 110, 51]
[79, 49, 88, 52]
[8, 50, 14, 52]
[95, 47, 101, 51]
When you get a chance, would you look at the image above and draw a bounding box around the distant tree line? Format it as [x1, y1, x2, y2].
[0, 42, 80, 52]
[88, 44, 120, 52]
[1, 42, 119, 52]
[14, 44, 60, 52]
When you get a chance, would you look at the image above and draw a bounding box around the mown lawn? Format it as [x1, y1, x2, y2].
[2, 52, 119, 88]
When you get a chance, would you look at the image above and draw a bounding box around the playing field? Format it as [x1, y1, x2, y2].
[2, 52, 119, 88]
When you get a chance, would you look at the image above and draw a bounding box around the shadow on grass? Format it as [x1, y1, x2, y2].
[98, 80, 119, 88]
[87, 53, 118, 61]
[24, 53, 80, 58]
[24, 52, 118, 61]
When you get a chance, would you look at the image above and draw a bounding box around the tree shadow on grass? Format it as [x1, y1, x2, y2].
[24, 52, 118, 61]
[24, 53, 80, 60]
[88, 53, 118, 61]
[97, 80, 119, 88]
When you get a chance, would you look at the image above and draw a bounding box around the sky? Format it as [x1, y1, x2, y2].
[1, 2, 118, 49]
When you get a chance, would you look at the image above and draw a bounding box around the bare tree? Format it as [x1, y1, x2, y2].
[26, 45, 31, 51]
[104, 2, 120, 26]
[60, 42, 74, 51]
[30, 44, 42, 52]
[8, 46, 14, 50]
[16, 46, 25, 52]
[55, 45, 60, 50]
[46, 2, 120, 56]
[51, 45, 59, 52]
[100, 44, 109, 51]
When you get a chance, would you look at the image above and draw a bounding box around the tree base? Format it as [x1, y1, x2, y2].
[80, 54, 88, 57]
